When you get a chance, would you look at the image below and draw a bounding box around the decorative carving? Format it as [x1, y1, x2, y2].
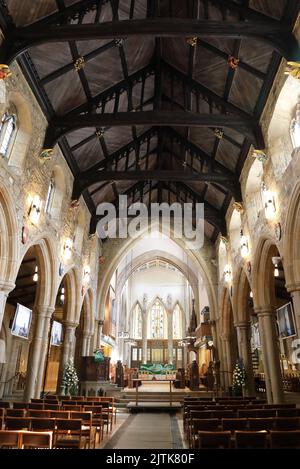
[69, 199, 80, 210]
[39, 148, 53, 161]
[285, 61, 300, 80]
[228, 56, 239, 69]
[99, 256, 106, 264]
[74, 56, 85, 71]
[233, 202, 244, 213]
[0, 64, 11, 80]
[214, 128, 224, 139]
[95, 128, 105, 138]
[252, 149, 268, 163]
[114, 38, 125, 47]
[21, 226, 27, 245]
[186, 37, 197, 47]
[220, 235, 228, 245]
[275, 222, 282, 241]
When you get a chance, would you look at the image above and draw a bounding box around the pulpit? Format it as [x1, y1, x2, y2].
[80, 356, 110, 396]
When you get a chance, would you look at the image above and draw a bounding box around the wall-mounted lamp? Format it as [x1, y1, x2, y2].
[83, 265, 91, 284]
[28, 195, 42, 225]
[60, 287, 65, 304]
[63, 238, 73, 261]
[224, 265, 232, 283]
[33, 265, 38, 282]
[240, 230, 249, 258]
[262, 183, 276, 219]
[250, 291, 253, 298]
[272, 256, 281, 278]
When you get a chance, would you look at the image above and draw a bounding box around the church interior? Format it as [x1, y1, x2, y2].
[0, 0, 300, 451]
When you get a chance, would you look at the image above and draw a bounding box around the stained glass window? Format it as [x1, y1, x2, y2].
[0, 112, 16, 158]
[132, 303, 142, 339]
[150, 299, 165, 339]
[173, 304, 183, 339]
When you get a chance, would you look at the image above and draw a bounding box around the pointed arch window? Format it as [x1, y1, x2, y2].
[132, 303, 142, 339]
[291, 104, 300, 149]
[45, 178, 55, 215]
[0, 112, 17, 158]
[173, 303, 183, 339]
[149, 299, 167, 339]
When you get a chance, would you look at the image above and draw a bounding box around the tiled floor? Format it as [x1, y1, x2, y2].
[102, 411, 185, 449]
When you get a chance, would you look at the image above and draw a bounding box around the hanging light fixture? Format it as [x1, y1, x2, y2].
[224, 265, 232, 283]
[262, 183, 276, 219]
[60, 287, 65, 304]
[240, 230, 249, 258]
[28, 195, 42, 225]
[272, 257, 281, 277]
[33, 265, 38, 282]
[250, 291, 253, 298]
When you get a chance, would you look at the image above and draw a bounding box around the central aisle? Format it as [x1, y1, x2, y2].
[104, 413, 184, 449]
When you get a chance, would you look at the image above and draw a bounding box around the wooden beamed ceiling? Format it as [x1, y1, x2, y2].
[0, 0, 298, 241]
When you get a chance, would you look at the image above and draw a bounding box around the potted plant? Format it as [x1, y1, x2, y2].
[61, 359, 79, 396]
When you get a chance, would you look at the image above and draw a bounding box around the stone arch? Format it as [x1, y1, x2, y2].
[115, 250, 200, 312]
[0, 180, 19, 287]
[220, 287, 234, 339]
[97, 224, 218, 328]
[5, 91, 32, 169]
[283, 181, 300, 288]
[129, 300, 143, 339]
[59, 265, 81, 324]
[252, 237, 283, 308]
[232, 267, 252, 324]
[77, 287, 94, 335]
[18, 234, 57, 309]
[146, 296, 168, 340]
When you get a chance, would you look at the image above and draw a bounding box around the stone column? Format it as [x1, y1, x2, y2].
[141, 295, 148, 364]
[222, 337, 233, 389]
[35, 307, 54, 396]
[0, 281, 15, 331]
[24, 306, 53, 401]
[257, 308, 284, 403]
[167, 311, 173, 364]
[82, 332, 92, 357]
[235, 322, 255, 396]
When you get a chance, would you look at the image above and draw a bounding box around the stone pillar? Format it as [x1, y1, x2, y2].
[235, 322, 255, 396]
[257, 308, 284, 403]
[0, 281, 15, 331]
[24, 306, 53, 401]
[82, 332, 92, 357]
[167, 311, 173, 364]
[35, 307, 54, 396]
[222, 337, 233, 389]
[141, 315, 147, 364]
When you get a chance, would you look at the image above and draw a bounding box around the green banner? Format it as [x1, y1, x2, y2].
[139, 363, 176, 374]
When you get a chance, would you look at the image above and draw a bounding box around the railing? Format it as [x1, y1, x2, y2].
[0, 371, 23, 397]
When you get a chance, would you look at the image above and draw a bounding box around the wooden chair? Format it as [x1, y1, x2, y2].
[63, 405, 82, 411]
[248, 418, 274, 431]
[83, 405, 104, 443]
[270, 430, 300, 448]
[45, 395, 58, 400]
[44, 403, 60, 411]
[0, 407, 4, 429]
[211, 410, 235, 419]
[13, 402, 28, 410]
[237, 409, 258, 418]
[100, 401, 114, 432]
[87, 397, 101, 402]
[276, 409, 298, 418]
[6, 409, 26, 418]
[72, 396, 84, 401]
[61, 400, 77, 406]
[99, 399, 116, 425]
[31, 398, 43, 403]
[0, 430, 20, 448]
[49, 410, 69, 419]
[55, 419, 83, 449]
[191, 419, 220, 448]
[5, 417, 31, 431]
[235, 430, 268, 449]
[274, 417, 299, 431]
[21, 431, 53, 449]
[255, 409, 276, 418]
[197, 431, 231, 449]
[70, 411, 96, 449]
[31, 418, 56, 432]
[222, 418, 248, 432]
[28, 410, 51, 419]
[57, 395, 71, 400]
[0, 402, 10, 409]
[28, 403, 44, 410]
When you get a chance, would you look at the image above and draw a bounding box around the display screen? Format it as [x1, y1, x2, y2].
[276, 302, 296, 339]
[51, 320, 63, 346]
[11, 304, 32, 339]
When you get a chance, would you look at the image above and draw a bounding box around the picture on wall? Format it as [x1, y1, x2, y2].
[11, 304, 32, 339]
[51, 321, 63, 346]
[276, 302, 296, 339]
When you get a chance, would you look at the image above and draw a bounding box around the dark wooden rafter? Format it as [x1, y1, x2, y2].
[44, 110, 264, 148]
[1, 18, 299, 64]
